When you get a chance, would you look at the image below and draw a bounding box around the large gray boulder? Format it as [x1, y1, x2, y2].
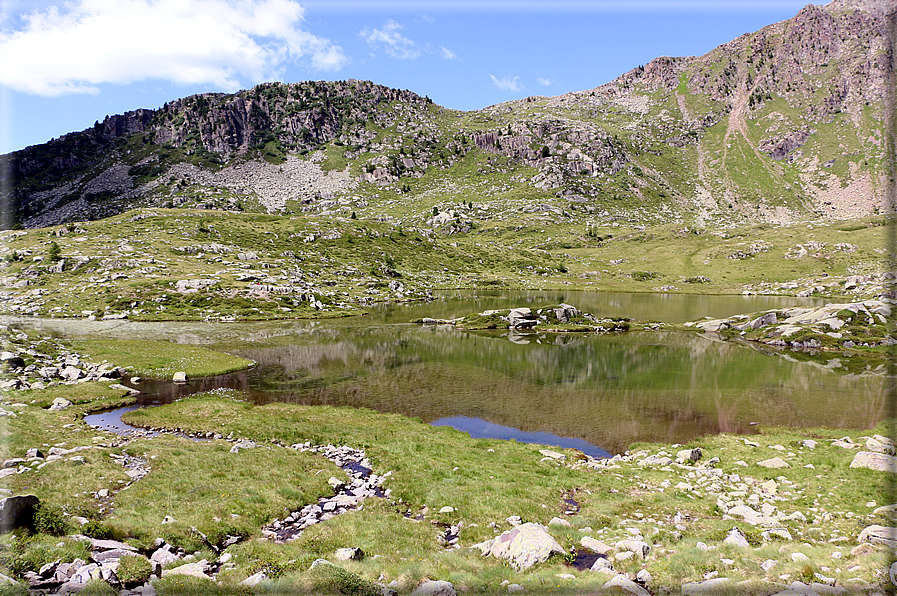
[0, 495, 39, 533]
[850, 451, 897, 473]
[483, 523, 565, 570]
[858, 525, 897, 548]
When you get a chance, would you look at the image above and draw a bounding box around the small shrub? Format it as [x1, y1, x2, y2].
[116, 554, 152, 586]
[33, 503, 70, 536]
[631, 271, 660, 281]
[47, 242, 61, 262]
[308, 563, 381, 596]
[81, 520, 120, 541]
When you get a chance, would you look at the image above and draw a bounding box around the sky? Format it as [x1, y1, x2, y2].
[0, 0, 811, 154]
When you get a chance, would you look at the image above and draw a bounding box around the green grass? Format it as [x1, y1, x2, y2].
[70, 339, 254, 379]
[112, 434, 338, 550]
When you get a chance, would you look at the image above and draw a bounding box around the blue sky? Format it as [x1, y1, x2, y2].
[0, 0, 809, 154]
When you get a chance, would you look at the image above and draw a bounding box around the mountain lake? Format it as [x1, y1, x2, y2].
[12, 290, 888, 456]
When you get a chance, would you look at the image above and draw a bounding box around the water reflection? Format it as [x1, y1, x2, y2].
[219, 326, 885, 454]
[3, 291, 883, 455]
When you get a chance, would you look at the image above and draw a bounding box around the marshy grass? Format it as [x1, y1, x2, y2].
[71, 339, 254, 379]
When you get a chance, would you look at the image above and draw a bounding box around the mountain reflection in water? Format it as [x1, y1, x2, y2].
[7, 291, 885, 455]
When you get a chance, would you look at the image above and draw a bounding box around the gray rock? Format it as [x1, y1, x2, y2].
[580, 536, 613, 555]
[850, 451, 897, 472]
[240, 571, 267, 586]
[411, 580, 457, 595]
[150, 548, 179, 567]
[91, 548, 135, 564]
[59, 366, 83, 381]
[334, 547, 364, 561]
[676, 448, 702, 463]
[590, 556, 615, 574]
[636, 569, 652, 584]
[0, 352, 25, 369]
[601, 573, 651, 596]
[172, 372, 187, 383]
[546, 517, 569, 528]
[229, 440, 257, 454]
[615, 538, 651, 559]
[757, 457, 790, 469]
[49, 397, 73, 411]
[162, 562, 212, 580]
[726, 505, 764, 526]
[722, 527, 750, 548]
[90, 538, 137, 552]
[857, 524, 897, 547]
[0, 495, 39, 532]
[681, 577, 732, 594]
[484, 523, 565, 570]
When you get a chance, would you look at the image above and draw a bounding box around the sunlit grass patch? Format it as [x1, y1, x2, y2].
[112, 436, 339, 550]
[71, 339, 254, 379]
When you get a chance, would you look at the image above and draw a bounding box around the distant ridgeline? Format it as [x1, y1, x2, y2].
[1, 0, 893, 230]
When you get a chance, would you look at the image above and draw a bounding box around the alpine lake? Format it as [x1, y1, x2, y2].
[21, 289, 890, 457]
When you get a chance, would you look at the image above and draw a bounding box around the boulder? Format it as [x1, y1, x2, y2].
[601, 573, 651, 596]
[172, 372, 188, 383]
[722, 528, 750, 548]
[865, 437, 895, 455]
[334, 547, 363, 561]
[757, 457, 789, 469]
[547, 517, 571, 528]
[59, 366, 83, 381]
[0, 495, 39, 533]
[484, 523, 565, 570]
[676, 448, 702, 463]
[748, 312, 777, 330]
[590, 557, 615, 574]
[0, 352, 24, 370]
[49, 398, 73, 411]
[726, 505, 764, 526]
[857, 525, 897, 548]
[150, 548, 179, 568]
[580, 536, 613, 555]
[241, 571, 267, 586]
[411, 580, 457, 596]
[162, 562, 212, 580]
[615, 539, 651, 559]
[552, 304, 581, 324]
[850, 451, 897, 472]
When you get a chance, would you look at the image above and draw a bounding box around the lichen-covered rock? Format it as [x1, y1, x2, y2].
[483, 523, 565, 570]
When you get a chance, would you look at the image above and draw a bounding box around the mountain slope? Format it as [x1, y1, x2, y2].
[1, 0, 893, 232]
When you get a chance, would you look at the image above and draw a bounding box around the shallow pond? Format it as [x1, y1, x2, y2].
[9, 290, 887, 455]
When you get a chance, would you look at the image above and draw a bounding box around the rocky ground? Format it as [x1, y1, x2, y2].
[687, 299, 895, 351]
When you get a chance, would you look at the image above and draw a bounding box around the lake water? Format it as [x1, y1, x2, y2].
[9, 290, 888, 455]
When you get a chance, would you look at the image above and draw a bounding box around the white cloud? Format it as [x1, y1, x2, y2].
[0, 0, 346, 96]
[439, 46, 456, 59]
[490, 74, 523, 92]
[359, 19, 420, 59]
[537, 77, 553, 86]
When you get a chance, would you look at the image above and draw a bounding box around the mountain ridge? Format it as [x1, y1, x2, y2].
[2, 0, 894, 230]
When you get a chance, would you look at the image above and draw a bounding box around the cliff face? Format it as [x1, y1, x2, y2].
[2, 0, 893, 229]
